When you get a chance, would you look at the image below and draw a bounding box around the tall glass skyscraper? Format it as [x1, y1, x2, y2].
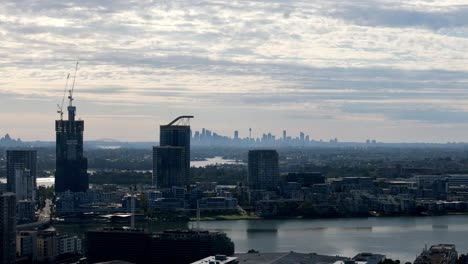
[157, 116, 192, 186]
[55, 105, 89, 193]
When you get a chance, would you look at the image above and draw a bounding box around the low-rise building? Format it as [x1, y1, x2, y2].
[198, 197, 238, 210]
[16, 231, 37, 263]
[37, 231, 57, 263]
[149, 198, 185, 211]
[352, 253, 386, 264]
[414, 244, 458, 264]
[57, 235, 82, 255]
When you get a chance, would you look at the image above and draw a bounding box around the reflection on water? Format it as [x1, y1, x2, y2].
[190, 216, 468, 262]
[191, 156, 245, 168]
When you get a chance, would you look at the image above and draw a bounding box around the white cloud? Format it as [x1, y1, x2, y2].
[1, 0, 468, 142]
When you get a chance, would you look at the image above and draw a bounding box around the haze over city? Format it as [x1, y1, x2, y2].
[1, 0, 468, 142]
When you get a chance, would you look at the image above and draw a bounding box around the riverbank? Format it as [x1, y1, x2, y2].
[190, 214, 261, 221]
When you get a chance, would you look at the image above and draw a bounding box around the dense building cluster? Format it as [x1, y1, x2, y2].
[191, 128, 336, 147]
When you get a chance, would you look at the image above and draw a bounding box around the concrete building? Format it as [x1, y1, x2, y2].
[416, 175, 445, 189]
[0, 192, 16, 264]
[248, 150, 279, 191]
[16, 231, 37, 263]
[172, 186, 186, 199]
[447, 175, 468, 187]
[159, 116, 193, 186]
[234, 252, 347, 264]
[198, 197, 238, 210]
[149, 198, 185, 211]
[352, 253, 386, 264]
[37, 231, 57, 263]
[414, 244, 458, 264]
[145, 190, 163, 200]
[57, 235, 82, 255]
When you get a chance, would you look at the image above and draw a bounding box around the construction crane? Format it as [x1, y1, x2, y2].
[57, 73, 70, 120]
[68, 61, 79, 107]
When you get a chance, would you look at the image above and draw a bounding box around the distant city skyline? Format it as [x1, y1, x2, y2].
[1, 1, 468, 143]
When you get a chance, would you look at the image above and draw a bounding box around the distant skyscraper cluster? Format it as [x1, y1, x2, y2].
[191, 128, 335, 147]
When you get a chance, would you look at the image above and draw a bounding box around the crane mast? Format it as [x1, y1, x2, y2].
[68, 61, 79, 107]
[57, 73, 70, 120]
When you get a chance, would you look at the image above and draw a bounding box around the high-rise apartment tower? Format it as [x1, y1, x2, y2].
[248, 150, 279, 191]
[0, 191, 16, 264]
[6, 150, 37, 201]
[157, 116, 193, 186]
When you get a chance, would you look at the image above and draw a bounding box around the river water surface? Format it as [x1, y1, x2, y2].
[54, 215, 468, 262]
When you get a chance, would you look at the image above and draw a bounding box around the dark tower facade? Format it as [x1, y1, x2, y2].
[158, 116, 193, 186]
[248, 150, 279, 191]
[55, 105, 88, 193]
[6, 150, 37, 199]
[0, 192, 16, 264]
[153, 146, 185, 188]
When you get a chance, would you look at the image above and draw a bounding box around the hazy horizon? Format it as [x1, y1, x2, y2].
[1, 1, 468, 143]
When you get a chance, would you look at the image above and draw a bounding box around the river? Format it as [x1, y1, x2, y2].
[191, 156, 245, 168]
[53, 215, 468, 262]
[0, 177, 55, 188]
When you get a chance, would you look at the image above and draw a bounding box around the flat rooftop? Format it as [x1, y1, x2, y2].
[234, 252, 347, 264]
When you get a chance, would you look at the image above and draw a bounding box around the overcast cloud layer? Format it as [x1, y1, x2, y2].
[1, 0, 468, 142]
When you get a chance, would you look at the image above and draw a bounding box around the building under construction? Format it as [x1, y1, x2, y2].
[55, 63, 89, 193]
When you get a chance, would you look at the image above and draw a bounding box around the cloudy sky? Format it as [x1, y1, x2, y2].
[1, 0, 468, 142]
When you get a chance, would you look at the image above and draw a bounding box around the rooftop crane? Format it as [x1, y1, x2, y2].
[57, 73, 70, 120]
[68, 61, 79, 107]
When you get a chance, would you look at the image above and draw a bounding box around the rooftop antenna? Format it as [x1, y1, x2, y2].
[57, 73, 70, 120]
[68, 61, 79, 107]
